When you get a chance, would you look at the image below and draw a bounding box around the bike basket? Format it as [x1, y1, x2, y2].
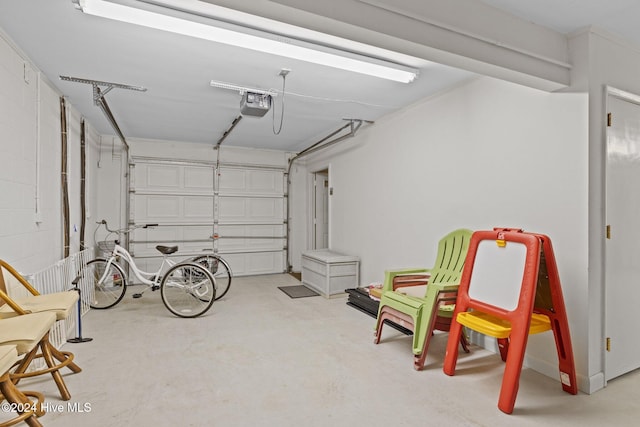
[198, 256, 219, 274]
[97, 241, 116, 257]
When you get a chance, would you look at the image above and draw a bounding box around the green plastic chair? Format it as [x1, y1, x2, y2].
[374, 228, 473, 370]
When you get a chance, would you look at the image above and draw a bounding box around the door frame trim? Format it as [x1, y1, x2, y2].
[308, 165, 331, 251]
[603, 85, 640, 384]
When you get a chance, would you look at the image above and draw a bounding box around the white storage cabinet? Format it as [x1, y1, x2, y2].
[301, 250, 360, 298]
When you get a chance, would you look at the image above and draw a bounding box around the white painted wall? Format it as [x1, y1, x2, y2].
[84, 122, 103, 250]
[570, 28, 640, 393]
[291, 76, 590, 390]
[90, 136, 128, 248]
[0, 31, 98, 273]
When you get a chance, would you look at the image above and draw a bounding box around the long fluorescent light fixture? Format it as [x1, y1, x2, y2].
[209, 80, 278, 97]
[74, 0, 418, 83]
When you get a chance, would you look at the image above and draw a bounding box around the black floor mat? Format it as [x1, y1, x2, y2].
[278, 285, 319, 298]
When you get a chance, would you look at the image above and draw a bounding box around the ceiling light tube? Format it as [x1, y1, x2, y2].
[74, 0, 418, 83]
[209, 80, 278, 97]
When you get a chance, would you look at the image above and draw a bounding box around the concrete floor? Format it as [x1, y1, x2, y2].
[10, 274, 640, 426]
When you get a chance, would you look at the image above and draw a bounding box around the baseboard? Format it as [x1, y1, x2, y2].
[467, 332, 597, 394]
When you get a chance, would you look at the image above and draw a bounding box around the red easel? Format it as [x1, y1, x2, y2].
[442, 228, 577, 414]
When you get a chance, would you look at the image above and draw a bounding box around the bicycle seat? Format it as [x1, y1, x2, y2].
[156, 245, 178, 255]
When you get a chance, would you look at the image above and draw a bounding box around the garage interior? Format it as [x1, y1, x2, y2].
[2, 0, 640, 425]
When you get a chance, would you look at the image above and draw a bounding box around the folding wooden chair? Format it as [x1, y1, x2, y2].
[443, 228, 577, 414]
[0, 260, 81, 401]
[0, 344, 44, 427]
[0, 311, 61, 425]
[0, 260, 79, 324]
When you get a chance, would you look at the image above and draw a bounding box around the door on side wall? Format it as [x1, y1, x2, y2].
[605, 90, 640, 381]
[313, 169, 329, 249]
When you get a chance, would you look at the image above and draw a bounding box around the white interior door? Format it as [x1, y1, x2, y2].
[605, 91, 640, 381]
[313, 170, 329, 249]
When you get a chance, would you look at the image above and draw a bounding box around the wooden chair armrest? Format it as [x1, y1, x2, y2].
[0, 260, 41, 296]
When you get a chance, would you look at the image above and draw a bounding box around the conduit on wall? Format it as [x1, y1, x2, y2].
[60, 97, 70, 258]
[285, 118, 372, 272]
[79, 118, 87, 250]
[35, 74, 42, 224]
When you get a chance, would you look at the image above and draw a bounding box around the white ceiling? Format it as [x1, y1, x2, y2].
[480, 0, 640, 39]
[0, 0, 639, 153]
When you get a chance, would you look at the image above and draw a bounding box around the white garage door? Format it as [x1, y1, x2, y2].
[129, 158, 286, 277]
[216, 165, 286, 276]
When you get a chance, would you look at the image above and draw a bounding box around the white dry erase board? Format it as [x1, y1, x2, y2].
[467, 240, 528, 311]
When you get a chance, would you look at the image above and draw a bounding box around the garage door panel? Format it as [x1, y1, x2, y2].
[184, 167, 214, 190]
[143, 196, 181, 218]
[135, 225, 211, 241]
[249, 252, 281, 271]
[134, 162, 213, 194]
[218, 169, 246, 192]
[248, 170, 283, 193]
[133, 195, 213, 223]
[217, 224, 284, 251]
[221, 253, 245, 275]
[218, 198, 246, 220]
[216, 225, 245, 251]
[133, 225, 180, 242]
[134, 163, 182, 190]
[248, 252, 284, 274]
[249, 198, 281, 219]
[184, 226, 213, 241]
[219, 168, 283, 195]
[147, 165, 181, 189]
[220, 252, 283, 276]
[218, 197, 282, 223]
[183, 197, 213, 218]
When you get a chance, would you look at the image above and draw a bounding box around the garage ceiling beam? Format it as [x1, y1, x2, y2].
[201, 0, 571, 91]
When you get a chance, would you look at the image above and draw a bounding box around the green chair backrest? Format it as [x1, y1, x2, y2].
[428, 229, 474, 285]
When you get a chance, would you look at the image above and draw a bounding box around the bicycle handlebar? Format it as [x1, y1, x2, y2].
[97, 220, 158, 234]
